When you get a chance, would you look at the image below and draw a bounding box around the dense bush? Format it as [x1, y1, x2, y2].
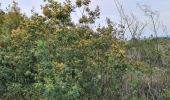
[0, 1, 127, 99]
[0, 0, 169, 100]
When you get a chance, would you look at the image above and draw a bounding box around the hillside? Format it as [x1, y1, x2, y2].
[127, 38, 170, 68]
[120, 38, 170, 99]
[0, 0, 170, 100]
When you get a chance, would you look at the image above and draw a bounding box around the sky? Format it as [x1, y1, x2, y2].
[0, 0, 170, 38]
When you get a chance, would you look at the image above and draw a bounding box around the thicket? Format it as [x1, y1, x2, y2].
[0, 0, 169, 100]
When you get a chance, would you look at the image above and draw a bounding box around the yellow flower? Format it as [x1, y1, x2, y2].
[76, 39, 94, 47]
[56, 28, 62, 33]
[119, 49, 125, 55]
[125, 42, 128, 46]
[53, 62, 65, 70]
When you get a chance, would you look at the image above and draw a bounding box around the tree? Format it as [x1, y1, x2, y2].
[0, 0, 127, 99]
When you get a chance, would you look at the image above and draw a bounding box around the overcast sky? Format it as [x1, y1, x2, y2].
[0, 0, 170, 37]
